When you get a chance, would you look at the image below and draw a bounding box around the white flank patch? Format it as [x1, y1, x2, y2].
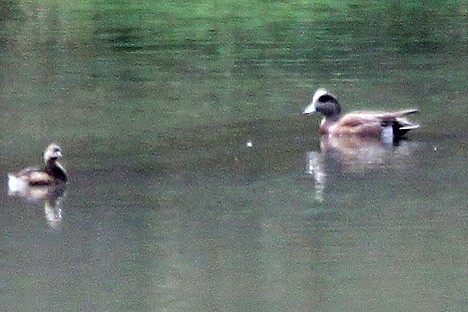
[381, 125, 394, 144]
[7, 174, 28, 194]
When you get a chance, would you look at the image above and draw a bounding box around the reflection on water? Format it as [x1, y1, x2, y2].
[0, 0, 466, 311]
[307, 136, 417, 202]
[7, 183, 66, 229]
[306, 151, 326, 202]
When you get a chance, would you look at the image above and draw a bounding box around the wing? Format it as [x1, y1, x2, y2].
[11, 167, 56, 186]
[16, 166, 41, 175]
[26, 171, 56, 185]
[340, 108, 418, 126]
[334, 110, 419, 137]
[337, 113, 383, 127]
[327, 113, 383, 137]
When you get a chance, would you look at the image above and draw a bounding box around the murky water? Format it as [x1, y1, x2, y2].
[0, 1, 466, 311]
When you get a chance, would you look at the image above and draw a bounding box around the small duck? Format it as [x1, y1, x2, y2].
[8, 144, 67, 189]
[303, 89, 419, 140]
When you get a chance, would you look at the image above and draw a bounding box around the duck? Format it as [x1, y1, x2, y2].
[303, 89, 419, 140]
[8, 144, 67, 189]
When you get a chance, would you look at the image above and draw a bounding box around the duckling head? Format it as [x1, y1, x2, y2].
[44, 144, 63, 164]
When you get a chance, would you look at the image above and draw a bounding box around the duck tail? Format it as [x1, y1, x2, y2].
[393, 117, 420, 138]
[396, 108, 419, 116]
[400, 124, 420, 130]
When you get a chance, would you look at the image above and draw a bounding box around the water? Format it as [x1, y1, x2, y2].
[0, 1, 466, 311]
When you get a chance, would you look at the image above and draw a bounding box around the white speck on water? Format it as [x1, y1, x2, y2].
[246, 141, 253, 147]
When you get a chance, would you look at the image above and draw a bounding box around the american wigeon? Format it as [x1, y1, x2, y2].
[8, 144, 67, 187]
[303, 89, 419, 140]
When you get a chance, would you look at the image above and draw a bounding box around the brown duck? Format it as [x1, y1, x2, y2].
[303, 89, 419, 140]
[8, 143, 67, 187]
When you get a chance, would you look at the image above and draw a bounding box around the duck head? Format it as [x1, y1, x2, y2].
[43, 144, 63, 164]
[303, 89, 341, 121]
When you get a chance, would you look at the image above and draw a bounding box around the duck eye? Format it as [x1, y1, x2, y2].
[318, 94, 335, 103]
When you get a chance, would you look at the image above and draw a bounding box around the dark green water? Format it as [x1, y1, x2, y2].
[0, 1, 466, 311]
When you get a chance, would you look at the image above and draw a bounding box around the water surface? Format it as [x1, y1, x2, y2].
[0, 1, 466, 311]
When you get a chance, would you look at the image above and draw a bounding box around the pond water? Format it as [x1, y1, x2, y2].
[0, 1, 466, 311]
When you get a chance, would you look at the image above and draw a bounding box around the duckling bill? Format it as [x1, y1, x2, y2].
[8, 144, 67, 188]
[303, 89, 419, 140]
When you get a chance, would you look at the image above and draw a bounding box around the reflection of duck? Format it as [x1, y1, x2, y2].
[8, 144, 67, 189]
[319, 136, 405, 170]
[43, 191, 65, 229]
[303, 89, 419, 141]
[306, 136, 417, 201]
[8, 183, 67, 229]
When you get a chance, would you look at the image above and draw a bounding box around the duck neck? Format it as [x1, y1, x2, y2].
[45, 159, 67, 182]
[326, 114, 341, 122]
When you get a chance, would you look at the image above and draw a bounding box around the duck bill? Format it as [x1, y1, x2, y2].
[303, 103, 316, 115]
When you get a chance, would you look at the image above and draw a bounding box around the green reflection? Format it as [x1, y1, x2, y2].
[0, 1, 466, 311]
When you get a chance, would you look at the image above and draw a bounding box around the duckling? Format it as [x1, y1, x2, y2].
[303, 89, 419, 140]
[8, 144, 67, 189]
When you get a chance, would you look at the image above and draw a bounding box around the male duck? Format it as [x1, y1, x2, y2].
[8, 144, 67, 188]
[303, 89, 419, 140]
